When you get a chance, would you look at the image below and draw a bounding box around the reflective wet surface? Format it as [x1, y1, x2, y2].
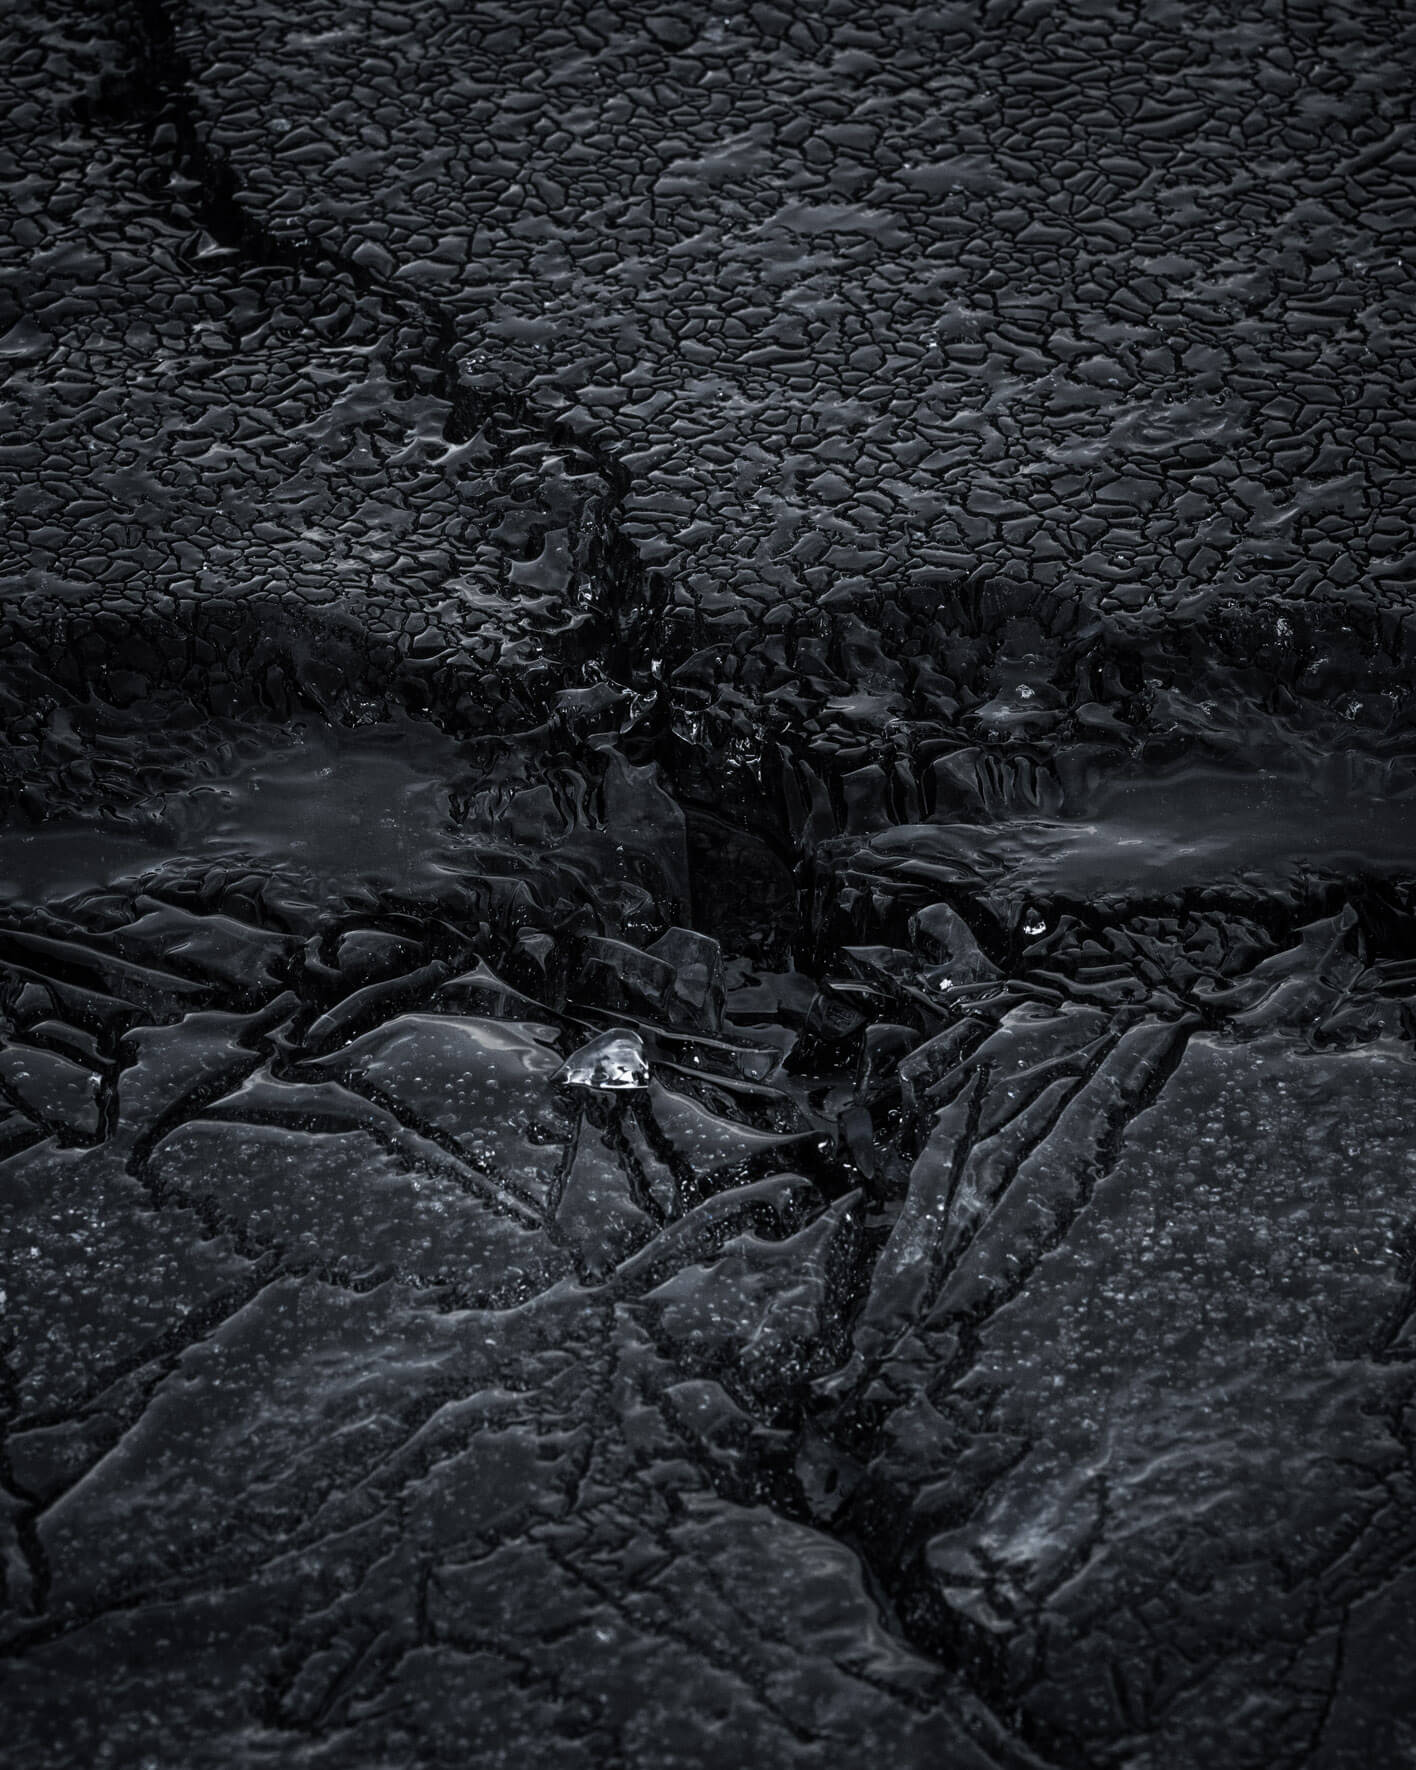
[3, 3, 1415, 1766]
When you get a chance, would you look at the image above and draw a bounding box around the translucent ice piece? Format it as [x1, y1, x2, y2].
[557, 1028, 649, 1091]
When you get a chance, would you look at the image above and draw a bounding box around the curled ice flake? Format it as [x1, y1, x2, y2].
[557, 1027, 649, 1091]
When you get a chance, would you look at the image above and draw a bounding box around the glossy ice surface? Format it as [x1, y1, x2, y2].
[2, 2, 1415, 1766]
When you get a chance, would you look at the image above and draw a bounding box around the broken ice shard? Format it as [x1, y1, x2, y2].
[557, 1027, 650, 1091]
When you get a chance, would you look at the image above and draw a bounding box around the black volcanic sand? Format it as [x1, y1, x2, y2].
[2, 3, 1415, 1766]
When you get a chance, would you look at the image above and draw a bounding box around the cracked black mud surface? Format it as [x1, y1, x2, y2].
[3, 2, 1415, 1766]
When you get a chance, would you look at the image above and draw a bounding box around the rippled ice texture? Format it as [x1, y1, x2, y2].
[2, 2, 1415, 1767]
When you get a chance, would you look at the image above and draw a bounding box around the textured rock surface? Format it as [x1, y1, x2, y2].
[2, 2, 1415, 1766]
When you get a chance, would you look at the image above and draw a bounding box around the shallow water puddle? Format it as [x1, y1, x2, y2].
[862, 759, 1416, 910]
[1033, 763, 1416, 897]
[0, 717, 472, 906]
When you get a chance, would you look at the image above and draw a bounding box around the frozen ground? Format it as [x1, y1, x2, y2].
[2, 3, 1415, 1765]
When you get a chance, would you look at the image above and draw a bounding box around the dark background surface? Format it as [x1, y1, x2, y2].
[2, 2, 1416, 1765]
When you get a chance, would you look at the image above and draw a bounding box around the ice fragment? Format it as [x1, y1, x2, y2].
[557, 1028, 650, 1091]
